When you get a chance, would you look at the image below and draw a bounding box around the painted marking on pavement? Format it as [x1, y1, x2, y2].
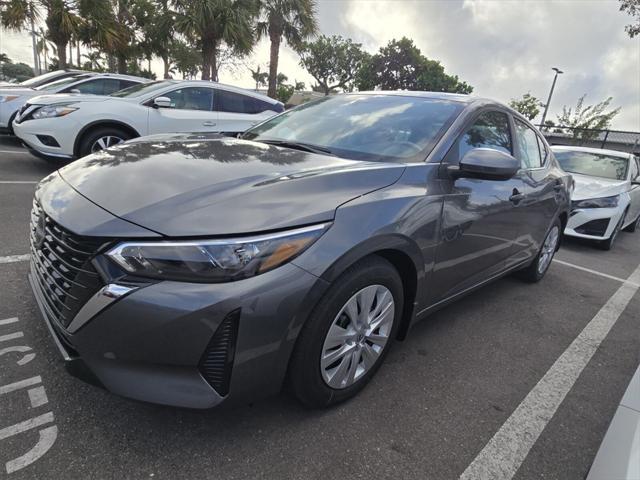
[460, 261, 640, 480]
[5, 425, 58, 474]
[0, 376, 41, 396]
[0, 150, 25, 154]
[0, 254, 30, 264]
[553, 259, 640, 288]
[0, 181, 38, 184]
[0, 317, 19, 326]
[0, 332, 24, 343]
[0, 412, 54, 441]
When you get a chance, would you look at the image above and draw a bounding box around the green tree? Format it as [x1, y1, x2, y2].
[1, 0, 81, 69]
[171, 40, 201, 79]
[355, 37, 472, 94]
[299, 35, 367, 95]
[249, 64, 269, 90]
[175, 0, 257, 81]
[509, 92, 542, 121]
[620, 0, 640, 37]
[257, 0, 318, 98]
[133, 0, 176, 78]
[0, 61, 35, 81]
[556, 94, 621, 141]
[77, 0, 129, 72]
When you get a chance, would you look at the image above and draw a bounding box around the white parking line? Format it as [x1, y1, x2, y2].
[0, 181, 38, 184]
[553, 259, 640, 288]
[460, 261, 640, 480]
[0, 149, 24, 154]
[0, 254, 30, 264]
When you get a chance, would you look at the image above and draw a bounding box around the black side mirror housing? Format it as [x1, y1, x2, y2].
[450, 148, 520, 181]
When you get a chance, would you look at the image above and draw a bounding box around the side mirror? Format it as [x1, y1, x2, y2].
[450, 148, 520, 181]
[69, 89, 81, 94]
[632, 179, 640, 186]
[153, 96, 172, 108]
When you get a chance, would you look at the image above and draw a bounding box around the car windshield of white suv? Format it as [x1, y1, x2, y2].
[555, 150, 629, 180]
[34, 75, 91, 91]
[109, 80, 171, 98]
[242, 94, 463, 162]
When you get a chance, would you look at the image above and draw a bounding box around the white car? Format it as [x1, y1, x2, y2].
[0, 69, 84, 91]
[552, 146, 640, 250]
[12, 80, 284, 161]
[1, 72, 146, 135]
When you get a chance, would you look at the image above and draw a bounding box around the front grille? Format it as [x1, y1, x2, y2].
[575, 218, 610, 237]
[29, 200, 105, 329]
[198, 310, 240, 396]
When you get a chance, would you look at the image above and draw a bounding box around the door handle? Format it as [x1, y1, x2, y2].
[510, 189, 525, 204]
[202, 121, 216, 127]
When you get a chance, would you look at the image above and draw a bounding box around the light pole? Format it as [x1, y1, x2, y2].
[540, 67, 563, 127]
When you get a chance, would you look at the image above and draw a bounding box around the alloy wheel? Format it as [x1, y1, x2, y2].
[537, 225, 559, 274]
[320, 285, 395, 389]
[90, 135, 124, 153]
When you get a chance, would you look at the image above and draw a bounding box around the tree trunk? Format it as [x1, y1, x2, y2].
[76, 42, 80, 67]
[162, 56, 170, 79]
[201, 41, 213, 80]
[210, 46, 218, 82]
[56, 41, 67, 68]
[117, 54, 127, 74]
[69, 43, 74, 67]
[267, 29, 281, 99]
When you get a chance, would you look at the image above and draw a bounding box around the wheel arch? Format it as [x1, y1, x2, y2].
[73, 120, 140, 158]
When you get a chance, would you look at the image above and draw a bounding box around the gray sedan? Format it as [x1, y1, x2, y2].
[28, 92, 571, 408]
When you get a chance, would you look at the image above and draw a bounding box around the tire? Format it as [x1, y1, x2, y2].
[598, 212, 626, 250]
[288, 256, 404, 408]
[623, 214, 639, 233]
[78, 126, 131, 158]
[516, 218, 562, 283]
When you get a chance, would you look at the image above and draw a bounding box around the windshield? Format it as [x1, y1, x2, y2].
[110, 80, 172, 97]
[242, 94, 463, 162]
[554, 150, 629, 180]
[21, 70, 73, 87]
[35, 75, 91, 91]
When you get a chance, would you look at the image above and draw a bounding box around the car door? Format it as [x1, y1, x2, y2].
[627, 156, 640, 223]
[215, 89, 278, 134]
[147, 86, 219, 135]
[432, 109, 528, 301]
[512, 119, 561, 260]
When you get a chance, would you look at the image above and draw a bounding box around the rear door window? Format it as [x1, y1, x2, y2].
[515, 119, 543, 169]
[217, 89, 276, 114]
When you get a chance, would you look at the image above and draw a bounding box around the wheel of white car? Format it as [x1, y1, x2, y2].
[623, 213, 639, 233]
[79, 126, 132, 158]
[599, 211, 626, 250]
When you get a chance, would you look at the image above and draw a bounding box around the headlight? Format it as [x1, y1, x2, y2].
[31, 104, 77, 119]
[0, 95, 20, 103]
[105, 223, 329, 282]
[572, 195, 620, 209]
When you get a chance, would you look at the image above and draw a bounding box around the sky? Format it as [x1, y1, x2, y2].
[1, 0, 639, 130]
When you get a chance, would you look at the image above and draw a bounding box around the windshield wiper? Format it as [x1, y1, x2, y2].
[258, 139, 336, 157]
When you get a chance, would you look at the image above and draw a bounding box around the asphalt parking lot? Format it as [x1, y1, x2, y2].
[0, 134, 638, 480]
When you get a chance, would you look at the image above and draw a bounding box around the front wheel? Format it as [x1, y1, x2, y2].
[598, 212, 626, 250]
[78, 127, 131, 158]
[516, 219, 561, 283]
[623, 214, 639, 233]
[288, 256, 403, 408]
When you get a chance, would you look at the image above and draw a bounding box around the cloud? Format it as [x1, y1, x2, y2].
[2, 0, 638, 129]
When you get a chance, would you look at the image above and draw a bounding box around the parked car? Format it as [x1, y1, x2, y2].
[13, 80, 284, 161]
[28, 92, 571, 409]
[1, 72, 147, 136]
[0, 69, 85, 90]
[552, 146, 640, 250]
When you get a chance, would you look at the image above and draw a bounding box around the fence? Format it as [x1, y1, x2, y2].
[537, 125, 640, 155]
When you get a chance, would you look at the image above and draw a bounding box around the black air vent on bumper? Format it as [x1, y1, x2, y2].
[198, 310, 240, 396]
[575, 218, 610, 237]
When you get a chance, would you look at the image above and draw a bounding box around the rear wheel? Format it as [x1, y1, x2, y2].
[78, 127, 131, 158]
[516, 219, 561, 283]
[289, 256, 403, 408]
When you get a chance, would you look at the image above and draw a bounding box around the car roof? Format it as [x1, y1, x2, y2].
[160, 80, 282, 104]
[550, 145, 632, 158]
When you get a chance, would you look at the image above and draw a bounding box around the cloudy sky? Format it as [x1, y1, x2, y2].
[1, 0, 638, 129]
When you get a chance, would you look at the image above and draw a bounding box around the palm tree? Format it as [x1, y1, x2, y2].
[175, 0, 258, 81]
[249, 64, 268, 91]
[1, 0, 42, 72]
[36, 29, 52, 71]
[257, 0, 317, 98]
[82, 51, 104, 70]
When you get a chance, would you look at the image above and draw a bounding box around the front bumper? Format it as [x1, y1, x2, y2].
[564, 206, 625, 240]
[29, 256, 324, 409]
[13, 116, 76, 159]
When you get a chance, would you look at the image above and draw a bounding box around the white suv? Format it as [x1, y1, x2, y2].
[1, 72, 147, 135]
[13, 80, 284, 160]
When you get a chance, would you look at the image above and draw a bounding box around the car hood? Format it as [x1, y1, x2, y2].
[59, 134, 406, 237]
[26, 93, 113, 106]
[571, 173, 628, 201]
